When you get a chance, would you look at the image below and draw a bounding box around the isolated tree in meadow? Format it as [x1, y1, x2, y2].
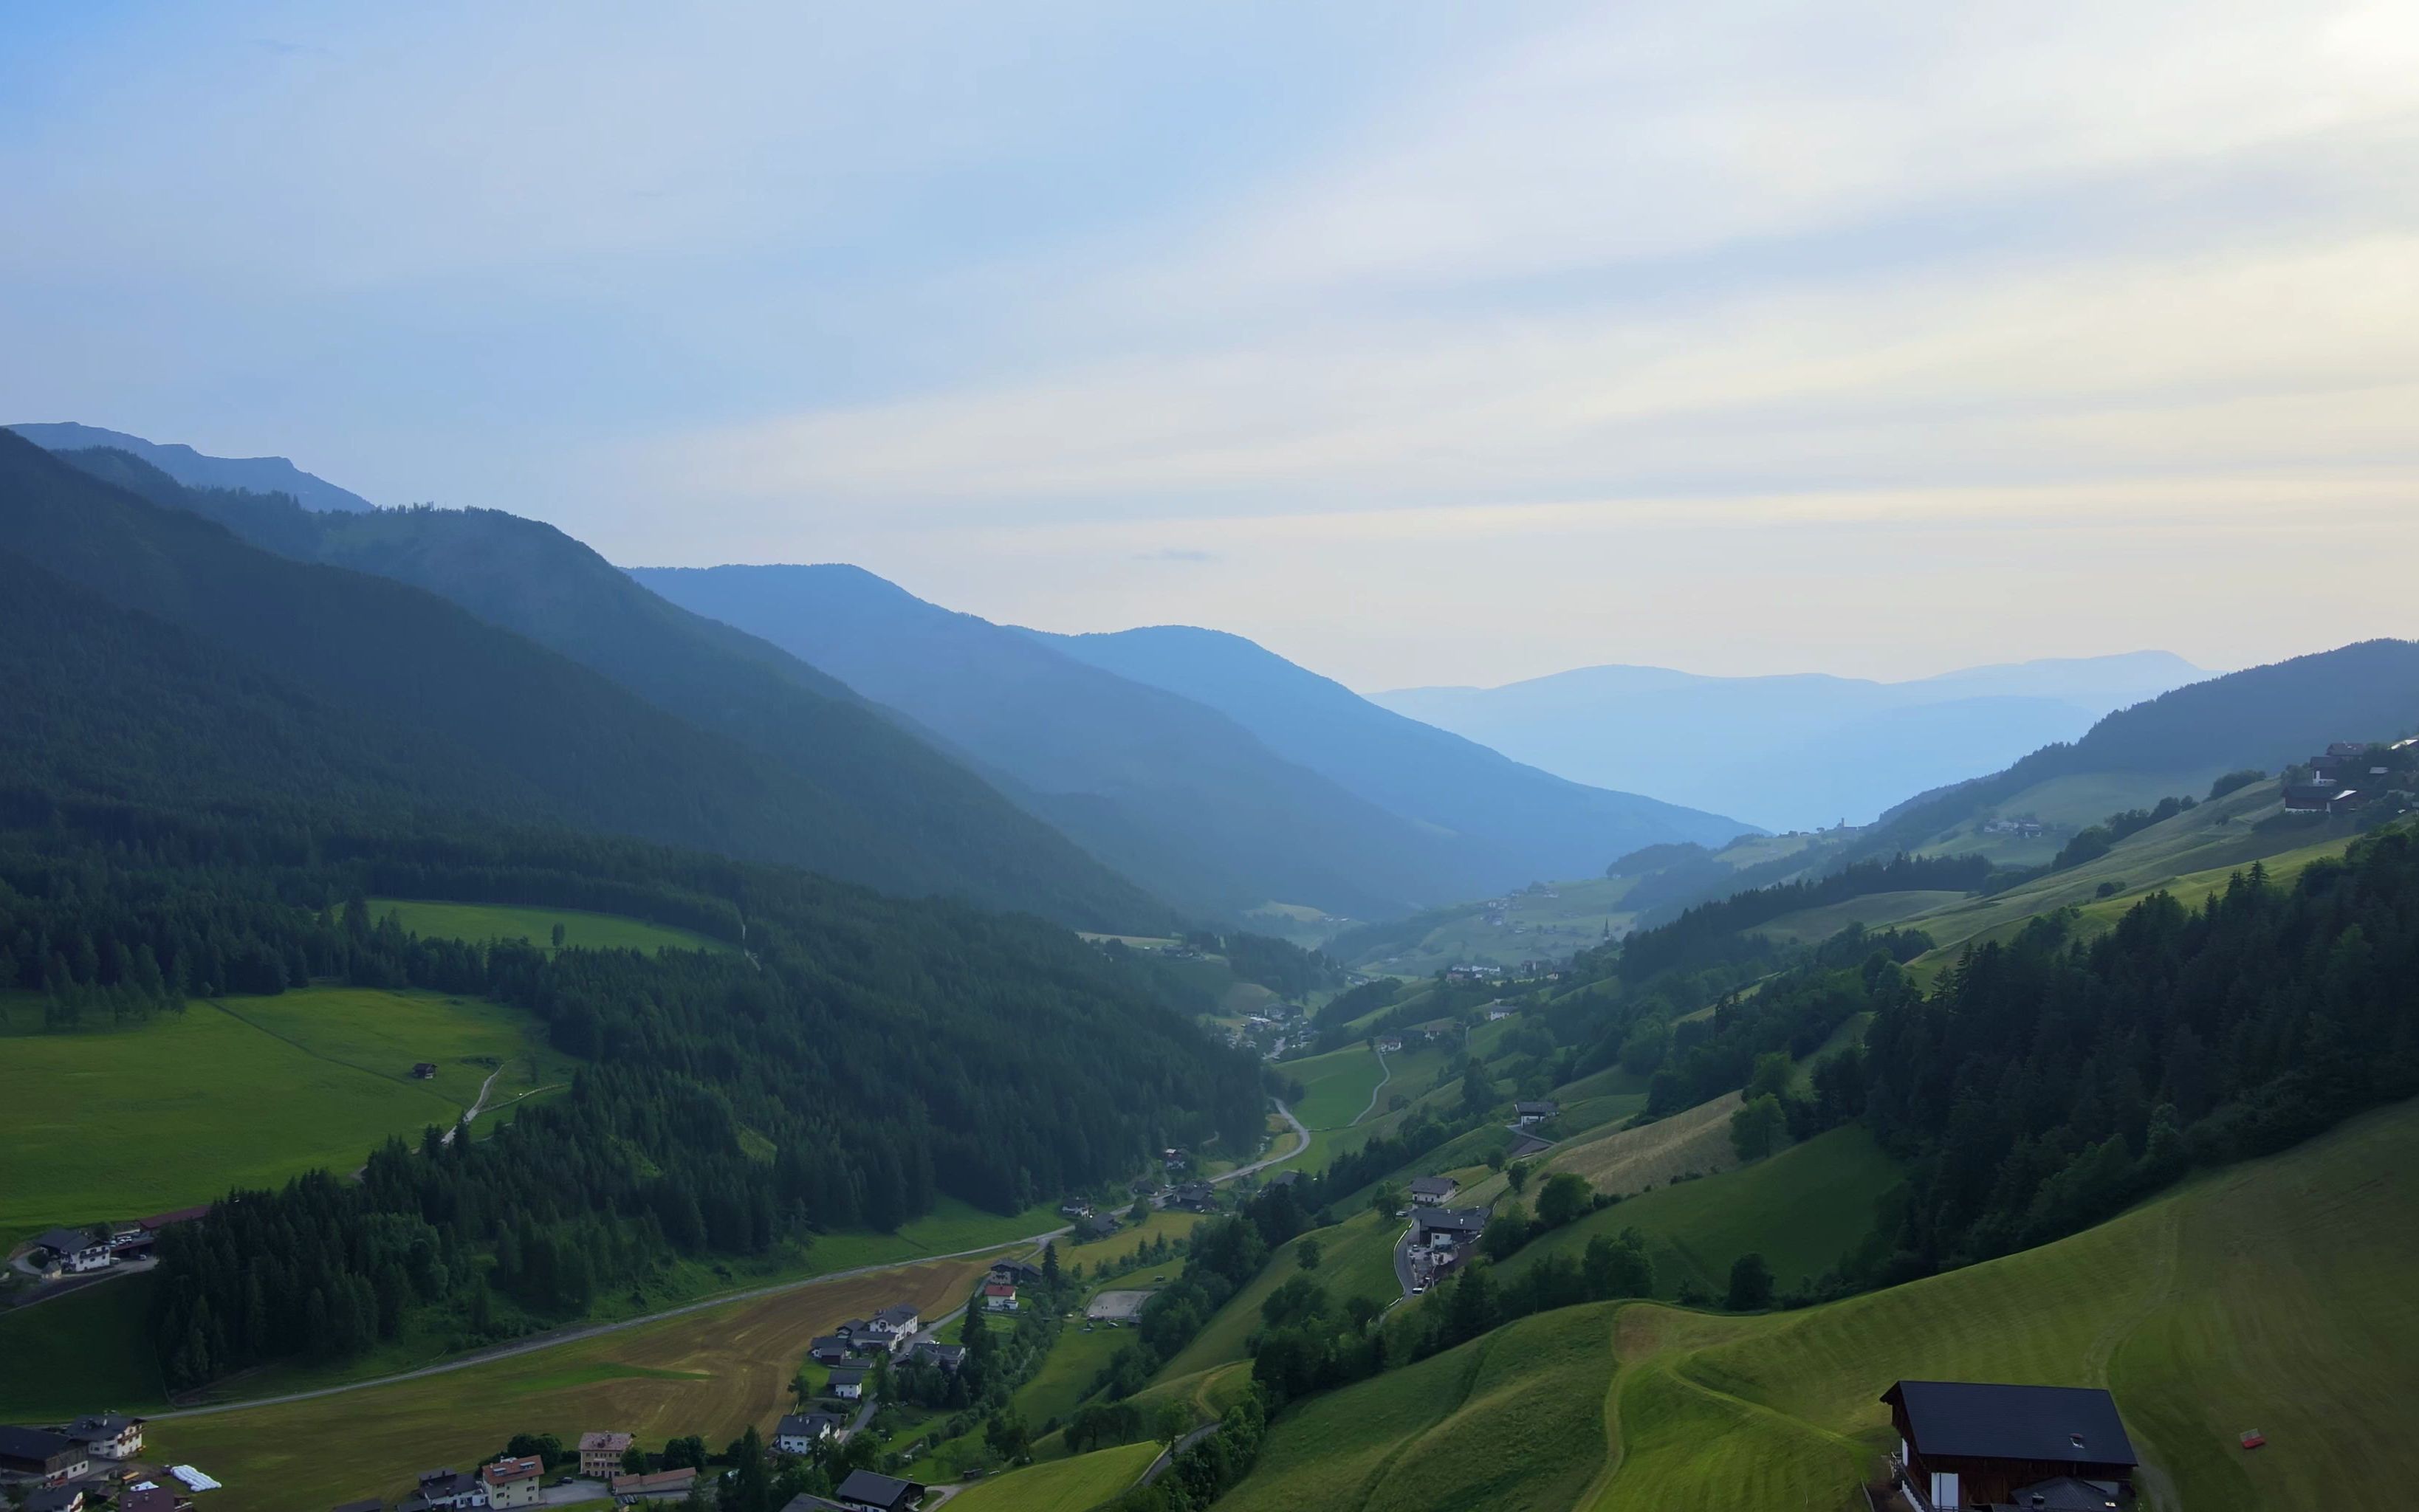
[1296, 1237, 1322, 1271]
[986, 1410, 1032, 1463]
[1485, 1148, 1506, 1173]
[1156, 1399, 1194, 1450]
[1729, 1094, 1784, 1162]
[1371, 1181, 1403, 1217]
[551, 921, 567, 948]
[1746, 1051, 1793, 1104]
[1534, 1172, 1592, 1228]
[1505, 1160, 1531, 1195]
[1726, 1253, 1774, 1310]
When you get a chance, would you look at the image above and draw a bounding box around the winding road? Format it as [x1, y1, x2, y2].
[1349, 1047, 1393, 1127]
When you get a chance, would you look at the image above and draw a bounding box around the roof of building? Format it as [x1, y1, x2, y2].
[809, 1333, 850, 1353]
[777, 1411, 844, 1438]
[913, 1342, 967, 1366]
[417, 1468, 478, 1496]
[1507, 1133, 1553, 1158]
[481, 1455, 543, 1486]
[0, 1424, 76, 1460]
[828, 1367, 867, 1384]
[983, 1282, 1017, 1296]
[137, 1204, 213, 1231]
[2006, 1477, 2125, 1511]
[24, 1488, 84, 1512]
[1882, 1381, 2138, 1468]
[834, 1469, 923, 1508]
[1413, 1206, 1490, 1234]
[1266, 1170, 1300, 1187]
[32, 1226, 99, 1255]
[1407, 1175, 1457, 1196]
[63, 1412, 144, 1436]
[1513, 1100, 1560, 1116]
[779, 1497, 850, 1512]
[577, 1430, 635, 1452]
[873, 1304, 919, 1326]
[119, 1491, 179, 1512]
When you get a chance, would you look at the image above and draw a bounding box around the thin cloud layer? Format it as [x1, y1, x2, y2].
[2, 1, 2413, 685]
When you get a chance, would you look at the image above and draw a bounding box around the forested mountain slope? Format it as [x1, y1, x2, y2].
[633, 563, 1607, 920]
[1, 432, 1163, 929]
[1035, 623, 1748, 881]
[13, 434, 1167, 929]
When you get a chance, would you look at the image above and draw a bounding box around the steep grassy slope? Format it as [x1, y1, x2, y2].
[1228, 1098, 2419, 1511]
[1503, 1127, 1903, 1299]
[368, 898, 729, 955]
[949, 1440, 1163, 1511]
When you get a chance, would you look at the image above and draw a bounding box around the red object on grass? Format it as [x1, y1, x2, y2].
[2240, 1430, 2266, 1449]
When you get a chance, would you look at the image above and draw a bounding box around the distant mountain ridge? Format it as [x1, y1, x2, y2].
[1379, 652, 2209, 831]
[632, 566, 1749, 921]
[9, 421, 375, 512]
[1034, 623, 1753, 881]
[10, 433, 1169, 930]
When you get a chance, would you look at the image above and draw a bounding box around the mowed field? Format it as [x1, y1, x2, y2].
[0, 986, 557, 1243]
[948, 1440, 1162, 1511]
[370, 897, 730, 954]
[1283, 1045, 1389, 1130]
[1505, 1127, 1903, 1299]
[150, 1255, 989, 1512]
[1221, 1097, 2419, 1511]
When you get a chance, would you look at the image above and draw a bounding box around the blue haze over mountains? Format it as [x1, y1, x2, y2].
[1379, 653, 2209, 834]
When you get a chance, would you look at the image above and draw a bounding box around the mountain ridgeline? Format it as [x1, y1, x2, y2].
[16, 435, 1168, 931]
[631, 565, 1747, 921]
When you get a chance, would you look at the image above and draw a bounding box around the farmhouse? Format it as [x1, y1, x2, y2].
[776, 1411, 845, 1454]
[56, 1412, 144, 1460]
[868, 1303, 920, 1350]
[807, 1334, 852, 1367]
[607, 1467, 696, 1506]
[1881, 1380, 2137, 1511]
[480, 1454, 544, 1509]
[1406, 1175, 1458, 1203]
[1512, 1099, 1560, 1127]
[1167, 1181, 1218, 1212]
[989, 1258, 1043, 1285]
[982, 1282, 1020, 1312]
[1078, 1213, 1119, 1240]
[31, 1227, 112, 1274]
[1507, 1133, 1554, 1160]
[411, 1062, 438, 1079]
[577, 1432, 635, 1479]
[0, 1426, 89, 1482]
[1058, 1200, 1093, 1220]
[1412, 1206, 1490, 1248]
[827, 1367, 868, 1400]
[834, 1469, 925, 1512]
[1375, 1037, 1403, 1054]
[1266, 1170, 1300, 1189]
[910, 1341, 967, 1372]
[117, 1490, 179, 1512]
[24, 1488, 86, 1512]
[411, 1466, 488, 1510]
[137, 1205, 210, 1233]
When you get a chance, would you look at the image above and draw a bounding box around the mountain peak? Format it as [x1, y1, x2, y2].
[7, 421, 376, 512]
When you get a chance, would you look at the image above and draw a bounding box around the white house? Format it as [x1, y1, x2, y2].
[982, 1282, 1019, 1312]
[414, 1468, 490, 1510]
[58, 1413, 144, 1460]
[480, 1455, 544, 1510]
[1513, 1100, 1560, 1127]
[828, 1367, 867, 1401]
[31, 1228, 112, 1275]
[868, 1303, 920, 1352]
[775, 1412, 843, 1455]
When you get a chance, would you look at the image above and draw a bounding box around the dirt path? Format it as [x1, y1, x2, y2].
[438, 1065, 504, 1147]
[1350, 1048, 1393, 1127]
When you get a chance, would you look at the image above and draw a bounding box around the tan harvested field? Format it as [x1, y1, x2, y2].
[1544, 1093, 1742, 1195]
[151, 1256, 988, 1512]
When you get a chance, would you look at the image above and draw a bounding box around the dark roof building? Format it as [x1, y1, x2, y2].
[1266, 1170, 1300, 1188]
[1411, 1206, 1490, 1243]
[834, 1468, 925, 1512]
[1882, 1380, 2138, 1511]
[872, 1304, 919, 1330]
[808, 1334, 851, 1364]
[1512, 1100, 1560, 1121]
[1406, 1175, 1458, 1202]
[910, 1341, 967, 1371]
[24, 1488, 85, 1512]
[0, 1425, 86, 1478]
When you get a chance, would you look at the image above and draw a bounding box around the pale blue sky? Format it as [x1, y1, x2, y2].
[4, 1, 2415, 688]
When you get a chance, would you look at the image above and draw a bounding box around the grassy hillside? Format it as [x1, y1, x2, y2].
[1282, 1045, 1389, 1130]
[1224, 1097, 2419, 1511]
[1749, 889, 1964, 944]
[948, 1440, 1162, 1511]
[1504, 1127, 1902, 1299]
[1218, 1304, 1622, 1512]
[371, 898, 730, 955]
[1155, 1209, 1403, 1386]
[0, 986, 557, 1243]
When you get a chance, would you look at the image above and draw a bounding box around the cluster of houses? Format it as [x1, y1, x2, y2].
[0, 1415, 174, 1511]
[381, 1444, 927, 1512]
[1980, 817, 2048, 839]
[804, 1302, 927, 1378]
[2285, 740, 2417, 815]
[19, 1207, 206, 1279]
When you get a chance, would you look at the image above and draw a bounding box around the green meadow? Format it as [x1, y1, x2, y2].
[1504, 1125, 1904, 1299]
[0, 985, 557, 1243]
[370, 897, 729, 954]
[947, 1440, 1162, 1512]
[1217, 1097, 2419, 1511]
[1282, 1044, 1389, 1130]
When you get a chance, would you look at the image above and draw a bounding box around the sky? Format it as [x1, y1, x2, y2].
[4, 1, 2416, 691]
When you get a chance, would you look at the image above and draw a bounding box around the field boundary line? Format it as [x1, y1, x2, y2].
[1348, 1048, 1393, 1128]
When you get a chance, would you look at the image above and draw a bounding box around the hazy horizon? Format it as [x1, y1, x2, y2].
[5, 1, 2415, 689]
